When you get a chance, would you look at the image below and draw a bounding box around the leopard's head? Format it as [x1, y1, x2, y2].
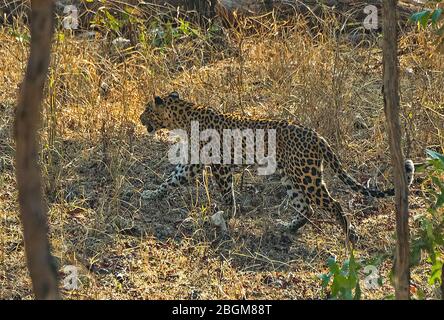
[140, 92, 185, 133]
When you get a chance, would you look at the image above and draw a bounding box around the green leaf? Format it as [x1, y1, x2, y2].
[431, 176, 444, 208]
[331, 278, 340, 297]
[340, 259, 350, 275]
[411, 10, 432, 28]
[342, 288, 353, 300]
[103, 10, 122, 33]
[414, 163, 427, 173]
[319, 273, 331, 288]
[426, 149, 444, 164]
[327, 257, 340, 274]
[431, 8, 443, 24]
[411, 10, 429, 23]
[377, 276, 384, 287]
[436, 192, 444, 209]
[335, 274, 349, 289]
[429, 158, 444, 172]
[428, 259, 443, 285]
[354, 281, 362, 300]
[321, 252, 363, 300]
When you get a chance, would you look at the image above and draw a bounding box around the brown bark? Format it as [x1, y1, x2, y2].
[14, 0, 60, 300]
[382, 0, 410, 300]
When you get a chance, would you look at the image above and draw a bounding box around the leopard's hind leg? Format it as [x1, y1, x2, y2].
[285, 161, 358, 245]
[280, 174, 314, 231]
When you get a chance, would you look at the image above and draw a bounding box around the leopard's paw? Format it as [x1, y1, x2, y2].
[141, 189, 164, 201]
[277, 218, 306, 233]
[276, 220, 295, 233]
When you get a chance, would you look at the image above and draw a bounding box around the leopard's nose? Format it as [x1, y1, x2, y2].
[146, 123, 154, 133]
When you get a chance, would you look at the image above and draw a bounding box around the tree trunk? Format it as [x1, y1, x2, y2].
[14, 0, 60, 300]
[382, 0, 410, 300]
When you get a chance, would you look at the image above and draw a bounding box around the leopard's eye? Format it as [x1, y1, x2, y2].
[169, 92, 179, 99]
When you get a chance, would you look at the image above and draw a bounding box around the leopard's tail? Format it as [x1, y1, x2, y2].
[319, 137, 414, 198]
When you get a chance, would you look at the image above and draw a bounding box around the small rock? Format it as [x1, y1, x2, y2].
[115, 272, 125, 283]
[210, 211, 228, 232]
[190, 288, 201, 300]
[112, 37, 131, 49]
[99, 82, 110, 97]
[405, 67, 414, 75]
[353, 115, 368, 130]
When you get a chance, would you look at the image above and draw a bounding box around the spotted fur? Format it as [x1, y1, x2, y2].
[140, 92, 415, 244]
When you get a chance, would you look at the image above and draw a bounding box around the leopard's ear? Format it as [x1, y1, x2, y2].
[169, 92, 180, 99]
[154, 96, 164, 105]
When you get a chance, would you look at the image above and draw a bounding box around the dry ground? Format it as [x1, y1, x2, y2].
[0, 14, 443, 299]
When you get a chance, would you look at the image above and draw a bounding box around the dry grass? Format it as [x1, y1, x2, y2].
[1, 11, 443, 300]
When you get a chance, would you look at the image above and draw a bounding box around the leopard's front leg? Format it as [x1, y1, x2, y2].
[142, 164, 203, 200]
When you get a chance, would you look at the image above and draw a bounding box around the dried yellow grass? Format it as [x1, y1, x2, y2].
[0, 13, 443, 299]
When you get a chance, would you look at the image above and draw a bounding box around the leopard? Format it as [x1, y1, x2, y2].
[139, 91, 415, 244]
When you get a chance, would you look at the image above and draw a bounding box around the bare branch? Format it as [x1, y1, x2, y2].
[14, 0, 60, 300]
[382, 0, 410, 300]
